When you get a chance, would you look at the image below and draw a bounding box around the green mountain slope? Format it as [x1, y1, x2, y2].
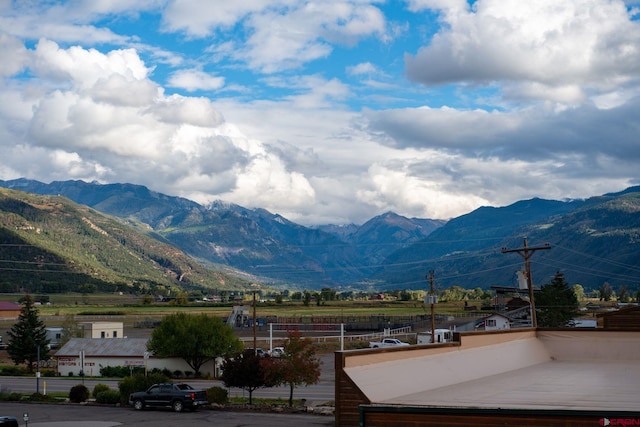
[373, 191, 640, 291]
[0, 188, 250, 294]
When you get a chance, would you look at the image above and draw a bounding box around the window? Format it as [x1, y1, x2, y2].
[486, 319, 497, 327]
[113, 331, 117, 338]
[101, 331, 105, 338]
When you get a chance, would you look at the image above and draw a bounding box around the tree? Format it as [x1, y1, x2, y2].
[536, 271, 579, 328]
[572, 284, 585, 302]
[147, 313, 242, 377]
[6, 294, 50, 373]
[600, 282, 614, 301]
[263, 332, 321, 406]
[59, 313, 84, 347]
[617, 285, 630, 303]
[220, 349, 272, 404]
[302, 291, 311, 306]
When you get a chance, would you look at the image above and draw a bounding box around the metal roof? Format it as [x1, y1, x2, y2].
[0, 301, 20, 311]
[54, 338, 150, 358]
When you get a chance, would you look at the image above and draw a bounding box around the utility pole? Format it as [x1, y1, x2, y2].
[425, 270, 436, 342]
[252, 289, 257, 355]
[502, 238, 551, 328]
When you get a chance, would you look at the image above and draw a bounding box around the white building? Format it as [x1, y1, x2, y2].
[45, 327, 63, 349]
[79, 321, 123, 339]
[54, 338, 217, 377]
[476, 313, 511, 331]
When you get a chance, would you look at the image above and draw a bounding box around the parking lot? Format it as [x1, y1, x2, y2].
[3, 402, 335, 427]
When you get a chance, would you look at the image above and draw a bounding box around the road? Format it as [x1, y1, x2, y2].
[0, 352, 336, 404]
[1, 402, 335, 427]
[0, 376, 334, 401]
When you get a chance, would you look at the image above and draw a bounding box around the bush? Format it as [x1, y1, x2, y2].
[0, 366, 25, 376]
[92, 383, 111, 398]
[27, 392, 56, 402]
[69, 384, 90, 403]
[0, 392, 22, 401]
[100, 365, 143, 377]
[95, 390, 121, 404]
[118, 372, 170, 405]
[206, 386, 228, 405]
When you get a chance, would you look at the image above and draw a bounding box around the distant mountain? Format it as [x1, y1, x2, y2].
[0, 188, 251, 294]
[0, 179, 442, 287]
[3, 178, 639, 292]
[320, 212, 446, 266]
[373, 192, 640, 291]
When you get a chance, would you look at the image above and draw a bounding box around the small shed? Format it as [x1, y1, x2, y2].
[0, 301, 21, 319]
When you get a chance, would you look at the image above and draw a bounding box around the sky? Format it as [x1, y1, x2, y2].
[1, 0, 639, 226]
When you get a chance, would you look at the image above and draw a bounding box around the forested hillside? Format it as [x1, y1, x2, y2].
[0, 188, 251, 295]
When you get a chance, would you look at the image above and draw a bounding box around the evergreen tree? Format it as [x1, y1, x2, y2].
[7, 294, 50, 372]
[536, 271, 579, 327]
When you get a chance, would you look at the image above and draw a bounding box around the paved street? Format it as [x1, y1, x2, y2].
[1, 402, 335, 427]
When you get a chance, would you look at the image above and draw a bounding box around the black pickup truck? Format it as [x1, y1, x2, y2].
[129, 383, 208, 412]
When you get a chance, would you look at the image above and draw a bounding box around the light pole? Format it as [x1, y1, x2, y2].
[36, 341, 40, 394]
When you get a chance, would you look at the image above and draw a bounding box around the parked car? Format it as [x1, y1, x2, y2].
[129, 383, 208, 412]
[0, 416, 18, 427]
[246, 348, 266, 357]
[269, 347, 285, 357]
[369, 338, 410, 348]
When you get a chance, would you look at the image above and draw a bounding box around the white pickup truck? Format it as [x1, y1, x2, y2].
[369, 338, 410, 348]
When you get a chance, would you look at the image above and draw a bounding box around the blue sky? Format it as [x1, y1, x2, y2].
[1, 1, 640, 225]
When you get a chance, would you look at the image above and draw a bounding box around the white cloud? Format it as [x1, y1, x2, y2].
[405, 0, 640, 105]
[0, 0, 639, 228]
[0, 33, 29, 76]
[167, 69, 225, 92]
[347, 62, 379, 76]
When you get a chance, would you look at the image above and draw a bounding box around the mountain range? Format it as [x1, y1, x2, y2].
[1, 178, 639, 292]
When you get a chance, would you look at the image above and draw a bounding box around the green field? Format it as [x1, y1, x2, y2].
[0, 292, 471, 319]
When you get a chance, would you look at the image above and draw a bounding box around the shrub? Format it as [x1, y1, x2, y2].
[69, 384, 90, 403]
[206, 386, 228, 405]
[118, 372, 169, 405]
[0, 366, 25, 376]
[0, 392, 22, 401]
[92, 383, 110, 398]
[173, 370, 183, 378]
[96, 390, 121, 404]
[100, 365, 143, 377]
[27, 392, 56, 402]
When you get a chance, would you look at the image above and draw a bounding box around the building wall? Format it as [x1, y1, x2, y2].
[599, 306, 640, 329]
[56, 355, 218, 377]
[0, 310, 20, 319]
[79, 322, 123, 339]
[484, 315, 510, 331]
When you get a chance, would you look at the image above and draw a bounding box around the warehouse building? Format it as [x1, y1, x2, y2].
[54, 338, 216, 377]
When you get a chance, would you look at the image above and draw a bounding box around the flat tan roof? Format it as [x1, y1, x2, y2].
[385, 359, 639, 411]
[343, 329, 640, 412]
